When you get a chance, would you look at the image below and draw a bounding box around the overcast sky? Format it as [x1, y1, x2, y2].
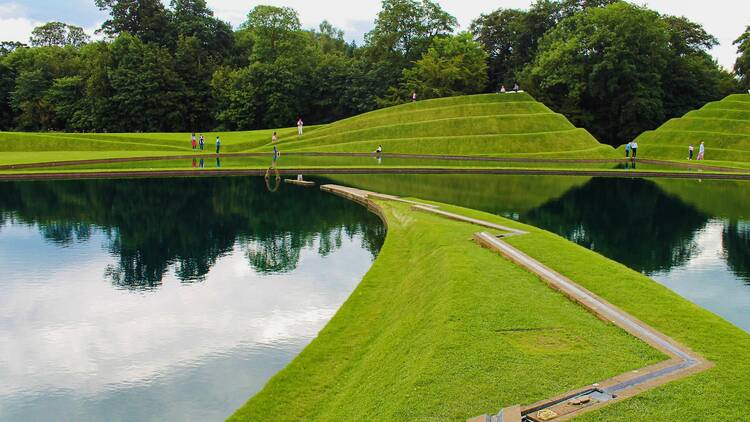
[0, 0, 747, 70]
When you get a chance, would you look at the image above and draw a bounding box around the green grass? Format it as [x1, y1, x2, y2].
[629, 94, 750, 166]
[230, 196, 750, 421]
[229, 200, 662, 421]
[0, 93, 615, 168]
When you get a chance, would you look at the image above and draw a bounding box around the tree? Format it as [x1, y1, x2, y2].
[30, 22, 90, 48]
[470, 9, 528, 89]
[95, 0, 174, 45]
[470, 0, 617, 92]
[240, 5, 302, 63]
[736, 25, 750, 90]
[0, 42, 27, 56]
[171, 0, 233, 60]
[402, 33, 488, 99]
[520, 2, 734, 146]
[107, 34, 185, 131]
[364, 0, 457, 98]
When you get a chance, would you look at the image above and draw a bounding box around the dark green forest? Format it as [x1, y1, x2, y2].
[0, 0, 748, 146]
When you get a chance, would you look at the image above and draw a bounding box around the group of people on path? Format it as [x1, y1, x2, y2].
[688, 141, 706, 160]
[625, 141, 638, 159]
[190, 132, 221, 154]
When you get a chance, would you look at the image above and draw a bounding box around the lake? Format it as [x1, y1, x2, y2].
[0, 177, 385, 421]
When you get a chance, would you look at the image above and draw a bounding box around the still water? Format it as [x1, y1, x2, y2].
[0, 177, 385, 421]
[325, 174, 750, 332]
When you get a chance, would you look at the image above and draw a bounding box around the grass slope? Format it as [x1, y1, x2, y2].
[231, 197, 750, 421]
[229, 200, 664, 421]
[0, 93, 614, 167]
[254, 93, 613, 157]
[631, 94, 750, 165]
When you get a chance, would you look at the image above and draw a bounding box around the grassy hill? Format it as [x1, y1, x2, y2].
[255, 93, 613, 157]
[631, 94, 750, 166]
[0, 93, 613, 167]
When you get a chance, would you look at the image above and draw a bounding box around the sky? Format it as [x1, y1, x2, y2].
[0, 0, 747, 70]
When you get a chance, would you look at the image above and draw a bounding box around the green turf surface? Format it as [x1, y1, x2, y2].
[229, 200, 662, 421]
[629, 94, 750, 166]
[0, 93, 615, 167]
[231, 196, 750, 421]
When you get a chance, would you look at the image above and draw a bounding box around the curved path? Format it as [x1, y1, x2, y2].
[321, 185, 711, 422]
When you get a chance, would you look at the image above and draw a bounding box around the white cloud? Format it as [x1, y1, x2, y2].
[0, 16, 40, 44]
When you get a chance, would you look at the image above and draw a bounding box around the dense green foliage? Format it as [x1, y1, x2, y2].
[0, 0, 744, 146]
[519, 2, 739, 146]
[736, 25, 750, 91]
[632, 94, 750, 163]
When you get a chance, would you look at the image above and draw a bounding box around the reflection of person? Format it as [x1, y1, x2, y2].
[697, 141, 705, 160]
[199, 158, 204, 168]
[297, 118, 304, 136]
[192, 158, 196, 168]
[215, 136, 221, 154]
[216, 157, 221, 168]
[688, 144, 694, 160]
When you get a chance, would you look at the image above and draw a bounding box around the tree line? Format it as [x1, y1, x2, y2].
[0, 0, 748, 146]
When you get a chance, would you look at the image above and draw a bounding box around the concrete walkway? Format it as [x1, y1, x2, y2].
[321, 184, 712, 422]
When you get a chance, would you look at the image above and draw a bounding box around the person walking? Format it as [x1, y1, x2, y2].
[698, 141, 705, 160]
[412, 91, 417, 102]
[513, 83, 520, 92]
[500, 85, 506, 93]
[625, 142, 631, 158]
[199, 134, 205, 151]
[272, 132, 278, 143]
[215, 136, 221, 155]
[375, 145, 382, 154]
[688, 144, 694, 160]
[297, 118, 304, 136]
[191, 132, 197, 150]
[631, 140, 638, 159]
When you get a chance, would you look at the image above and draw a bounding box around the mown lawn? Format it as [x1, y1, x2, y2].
[231, 197, 750, 421]
[229, 200, 664, 421]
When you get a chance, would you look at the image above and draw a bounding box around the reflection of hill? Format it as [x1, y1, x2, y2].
[324, 174, 589, 214]
[524, 178, 709, 274]
[0, 178, 384, 289]
[723, 222, 750, 286]
[654, 179, 750, 221]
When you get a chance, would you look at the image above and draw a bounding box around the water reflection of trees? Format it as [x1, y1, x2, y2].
[524, 178, 708, 274]
[0, 178, 384, 290]
[723, 221, 750, 286]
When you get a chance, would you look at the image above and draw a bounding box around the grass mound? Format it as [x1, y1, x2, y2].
[260, 93, 611, 157]
[630, 94, 750, 164]
[0, 93, 613, 167]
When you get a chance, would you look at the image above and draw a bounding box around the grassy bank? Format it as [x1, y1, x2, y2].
[229, 195, 750, 421]
[629, 94, 750, 167]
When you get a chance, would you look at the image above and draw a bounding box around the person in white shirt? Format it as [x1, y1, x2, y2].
[297, 118, 304, 136]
